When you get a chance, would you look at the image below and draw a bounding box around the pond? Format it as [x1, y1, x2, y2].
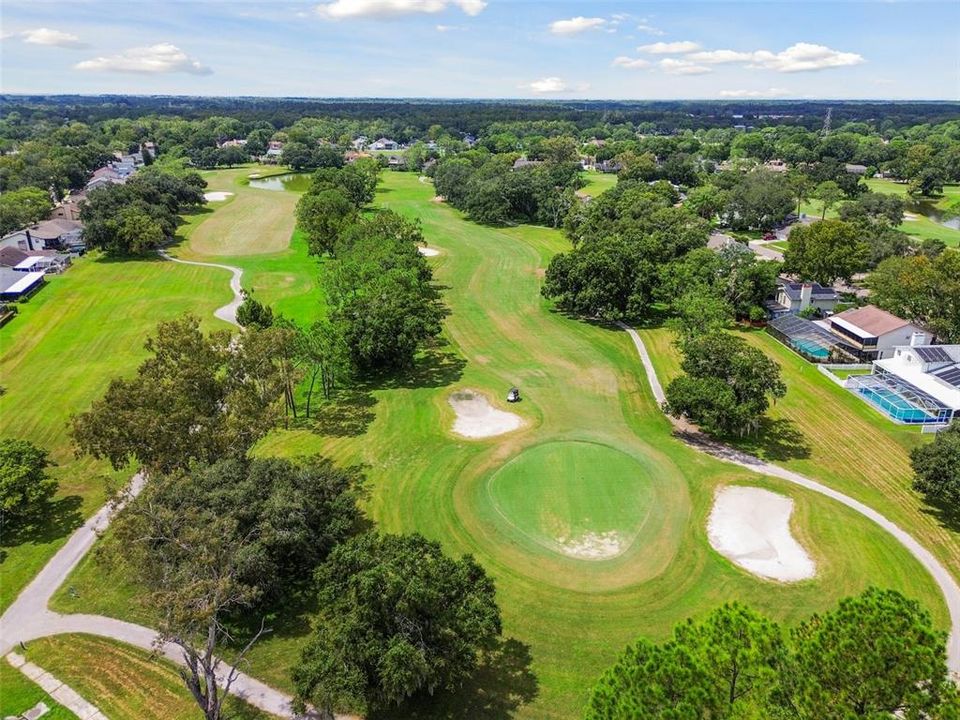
[247, 172, 311, 192]
[906, 199, 960, 231]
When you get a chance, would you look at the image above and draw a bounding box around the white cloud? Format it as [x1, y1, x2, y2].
[686, 49, 754, 65]
[549, 16, 606, 35]
[21, 28, 88, 48]
[74, 43, 212, 75]
[521, 77, 589, 94]
[612, 55, 650, 69]
[435, 24, 459, 31]
[639, 40, 701, 54]
[525, 76, 568, 93]
[315, 0, 485, 19]
[659, 58, 712, 75]
[748, 43, 864, 72]
[718, 88, 792, 98]
[636, 23, 665, 36]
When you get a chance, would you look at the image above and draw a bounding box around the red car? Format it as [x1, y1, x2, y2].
[763, 232, 777, 241]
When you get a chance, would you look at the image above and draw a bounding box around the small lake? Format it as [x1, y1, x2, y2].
[247, 172, 311, 192]
[907, 200, 960, 231]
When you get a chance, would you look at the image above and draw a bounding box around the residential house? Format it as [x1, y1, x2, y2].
[826, 304, 927, 360]
[351, 136, 368, 150]
[386, 154, 407, 169]
[763, 159, 789, 173]
[12, 254, 71, 274]
[512, 157, 542, 170]
[598, 159, 622, 174]
[52, 192, 86, 222]
[845, 164, 869, 175]
[369, 138, 398, 151]
[0, 219, 84, 253]
[218, 138, 248, 148]
[766, 279, 839, 317]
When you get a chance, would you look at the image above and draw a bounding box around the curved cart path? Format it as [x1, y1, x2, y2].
[618, 321, 960, 672]
[158, 249, 244, 327]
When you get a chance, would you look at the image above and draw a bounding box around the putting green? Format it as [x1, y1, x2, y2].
[479, 440, 688, 590]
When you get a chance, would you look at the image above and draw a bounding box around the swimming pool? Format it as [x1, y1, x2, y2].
[790, 338, 830, 359]
[857, 386, 936, 423]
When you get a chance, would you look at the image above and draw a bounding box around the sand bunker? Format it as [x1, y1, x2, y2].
[707, 486, 815, 582]
[903, 212, 920, 222]
[449, 389, 522, 439]
[204, 191, 234, 202]
[556, 531, 624, 560]
[418, 246, 440, 257]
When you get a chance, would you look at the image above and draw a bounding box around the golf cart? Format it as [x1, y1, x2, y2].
[507, 387, 521, 403]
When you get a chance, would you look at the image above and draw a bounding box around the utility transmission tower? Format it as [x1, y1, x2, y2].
[822, 107, 833, 136]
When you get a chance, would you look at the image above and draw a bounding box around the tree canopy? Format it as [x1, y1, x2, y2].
[911, 421, 960, 505]
[0, 439, 57, 525]
[293, 532, 502, 717]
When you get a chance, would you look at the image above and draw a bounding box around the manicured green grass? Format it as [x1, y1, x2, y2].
[0, 255, 229, 612]
[639, 326, 960, 584]
[829, 367, 871, 380]
[171, 166, 324, 325]
[0, 661, 75, 720]
[768, 240, 789, 251]
[53, 173, 950, 719]
[25, 635, 276, 720]
[578, 171, 617, 197]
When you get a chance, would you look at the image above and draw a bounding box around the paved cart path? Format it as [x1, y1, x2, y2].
[618, 321, 960, 672]
[158, 250, 244, 326]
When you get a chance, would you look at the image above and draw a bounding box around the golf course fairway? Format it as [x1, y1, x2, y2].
[50, 169, 952, 719]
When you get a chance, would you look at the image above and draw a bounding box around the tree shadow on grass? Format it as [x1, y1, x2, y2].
[306, 388, 378, 438]
[371, 637, 538, 720]
[370, 349, 466, 392]
[918, 494, 960, 535]
[720, 417, 812, 463]
[0, 495, 84, 563]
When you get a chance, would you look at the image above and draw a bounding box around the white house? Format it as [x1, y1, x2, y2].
[827, 305, 927, 360]
[849, 342, 960, 424]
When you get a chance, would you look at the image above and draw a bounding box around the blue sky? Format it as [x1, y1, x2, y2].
[2, 1, 958, 99]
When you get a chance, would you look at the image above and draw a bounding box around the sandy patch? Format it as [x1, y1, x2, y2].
[903, 212, 919, 222]
[247, 173, 262, 179]
[449, 389, 522, 439]
[432, 195, 445, 203]
[418, 246, 440, 257]
[556, 531, 624, 560]
[204, 191, 235, 202]
[707, 486, 815, 582]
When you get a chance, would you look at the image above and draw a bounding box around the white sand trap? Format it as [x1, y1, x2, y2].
[556, 531, 624, 560]
[449, 389, 522, 439]
[204, 191, 234, 202]
[418, 246, 440, 257]
[903, 212, 919, 222]
[708, 486, 815, 582]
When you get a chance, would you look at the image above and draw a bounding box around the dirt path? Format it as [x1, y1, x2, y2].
[158, 250, 243, 326]
[617, 321, 960, 672]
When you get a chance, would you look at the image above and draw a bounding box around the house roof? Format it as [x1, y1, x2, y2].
[778, 280, 838, 301]
[831, 304, 913, 337]
[0, 269, 44, 294]
[30, 219, 82, 239]
[0, 247, 29, 267]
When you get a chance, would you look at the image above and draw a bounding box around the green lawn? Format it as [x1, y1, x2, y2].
[24, 635, 275, 720]
[578, 170, 617, 197]
[0, 661, 76, 720]
[52, 172, 951, 719]
[0, 254, 229, 612]
[829, 367, 872, 380]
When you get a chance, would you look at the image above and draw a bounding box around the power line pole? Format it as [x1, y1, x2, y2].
[822, 106, 833, 136]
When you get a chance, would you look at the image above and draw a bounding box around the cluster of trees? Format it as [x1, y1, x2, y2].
[664, 332, 786, 436]
[433, 149, 582, 227]
[295, 159, 381, 256]
[587, 587, 957, 720]
[80, 168, 206, 255]
[0, 186, 53, 235]
[911, 421, 960, 505]
[869, 249, 960, 342]
[0, 439, 57, 527]
[72, 313, 500, 720]
[542, 180, 777, 326]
